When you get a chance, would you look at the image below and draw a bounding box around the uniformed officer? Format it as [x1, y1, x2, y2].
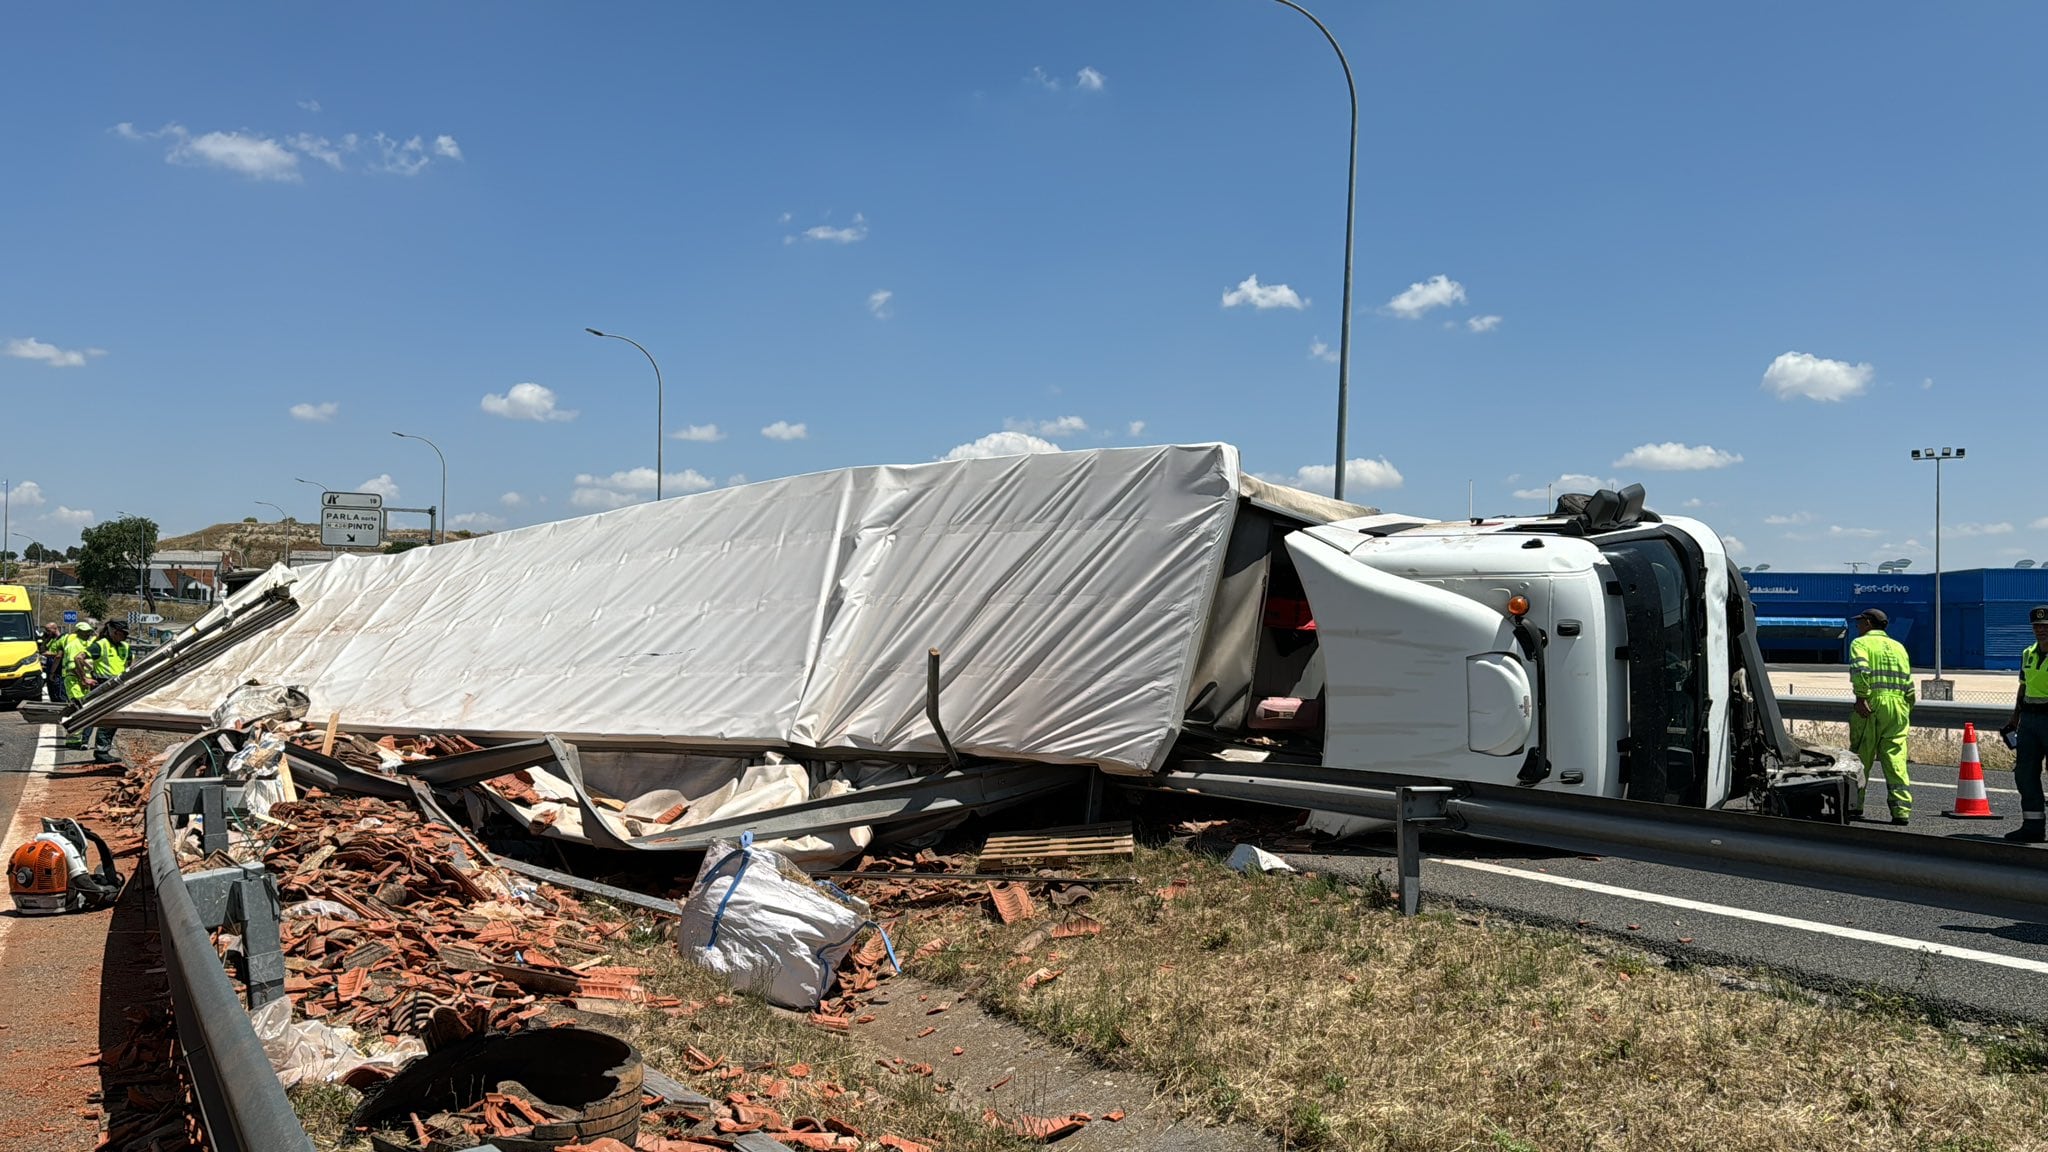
[1997, 605, 2048, 843]
[85, 619, 130, 764]
[58, 620, 94, 749]
[1849, 608, 1916, 824]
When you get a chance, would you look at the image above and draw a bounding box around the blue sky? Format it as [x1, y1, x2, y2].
[3, 2, 2044, 572]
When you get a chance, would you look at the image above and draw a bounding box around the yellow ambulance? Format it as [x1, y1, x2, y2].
[0, 585, 45, 706]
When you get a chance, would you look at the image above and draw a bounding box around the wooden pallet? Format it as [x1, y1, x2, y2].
[978, 821, 1135, 866]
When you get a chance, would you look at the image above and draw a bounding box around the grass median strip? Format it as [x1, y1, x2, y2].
[885, 842, 2048, 1152]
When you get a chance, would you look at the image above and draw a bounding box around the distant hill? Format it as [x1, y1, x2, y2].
[157, 519, 465, 562]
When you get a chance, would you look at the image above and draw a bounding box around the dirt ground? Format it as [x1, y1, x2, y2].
[0, 724, 177, 1152]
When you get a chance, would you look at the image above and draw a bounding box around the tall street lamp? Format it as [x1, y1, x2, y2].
[294, 480, 334, 558]
[1265, 0, 1358, 501]
[391, 432, 447, 544]
[255, 501, 290, 566]
[114, 509, 150, 607]
[1910, 446, 1965, 700]
[585, 328, 667, 500]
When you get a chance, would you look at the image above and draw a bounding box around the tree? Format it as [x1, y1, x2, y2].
[383, 540, 424, 555]
[79, 589, 109, 620]
[78, 515, 159, 610]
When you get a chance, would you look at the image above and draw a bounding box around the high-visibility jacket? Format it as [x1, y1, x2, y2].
[2024, 643, 2048, 707]
[1850, 628, 1915, 702]
[89, 637, 130, 679]
[57, 633, 91, 687]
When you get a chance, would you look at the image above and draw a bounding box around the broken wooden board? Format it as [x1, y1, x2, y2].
[977, 821, 1135, 867]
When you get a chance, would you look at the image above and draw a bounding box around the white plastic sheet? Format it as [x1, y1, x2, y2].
[123, 446, 1244, 775]
[677, 837, 872, 1009]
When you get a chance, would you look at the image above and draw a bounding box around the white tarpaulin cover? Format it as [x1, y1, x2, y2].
[124, 445, 1244, 774]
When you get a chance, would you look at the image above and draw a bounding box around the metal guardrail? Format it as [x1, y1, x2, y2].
[1773, 695, 2016, 731]
[145, 732, 316, 1152]
[1140, 759, 2048, 924]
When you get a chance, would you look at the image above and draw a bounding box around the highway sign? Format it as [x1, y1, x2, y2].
[322, 491, 383, 510]
[321, 506, 385, 548]
[63, 610, 77, 626]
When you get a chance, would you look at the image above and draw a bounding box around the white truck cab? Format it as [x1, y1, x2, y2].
[1280, 485, 1847, 813]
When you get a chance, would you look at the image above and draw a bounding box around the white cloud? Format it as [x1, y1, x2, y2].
[119, 121, 457, 179]
[1385, 275, 1466, 319]
[9, 480, 44, 508]
[1513, 473, 1610, 501]
[2034, 516, 2048, 532]
[671, 424, 725, 442]
[450, 511, 504, 530]
[5, 337, 104, 368]
[797, 214, 867, 244]
[1308, 339, 1338, 363]
[1612, 442, 1743, 471]
[289, 401, 338, 422]
[1029, 66, 1061, 91]
[48, 506, 93, 526]
[359, 474, 400, 499]
[1922, 377, 1935, 391]
[762, 421, 808, 441]
[499, 491, 525, 508]
[1763, 512, 1813, 526]
[1682, 497, 1705, 509]
[868, 289, 894, 319]
[570, 468, 716, 508]
[170, 127, 302, 180]
[1466, 314, 1503, 333]
[1284, 457, 1405, 495]
[1827, 525, 1881, 538]
[777, 211, 792, 224]
[1075, 67, 1106, 92]
[1762, 351, 1873, 402]
[1005, 416, 1087, 439]
[1722, 534, 1748, 558]
[1221, 274, 1307, 311]
[481, 382, 577, 422]
[1127, 421, 1146, 437]
[1949, 522, 2015, 537]
[942, 431, 1064, 461]
[297, 99, 322, 113]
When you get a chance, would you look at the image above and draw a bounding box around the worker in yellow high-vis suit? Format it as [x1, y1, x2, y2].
[1848, 608, 1916, 824]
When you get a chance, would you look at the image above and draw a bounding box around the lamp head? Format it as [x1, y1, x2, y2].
[585, 327, 605, 337]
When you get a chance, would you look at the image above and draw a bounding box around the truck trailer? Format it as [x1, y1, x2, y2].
[72, 445, 1856, 855]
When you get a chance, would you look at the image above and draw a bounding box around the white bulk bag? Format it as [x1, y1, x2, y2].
[678, 834, 872, 1009]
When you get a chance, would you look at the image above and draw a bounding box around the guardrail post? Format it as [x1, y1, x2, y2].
[167, 777, 234, 857]
[1394, 786, 1452, 916]
[235, 868, 286, 1009]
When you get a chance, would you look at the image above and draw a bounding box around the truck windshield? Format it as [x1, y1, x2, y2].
[1603, 537, 1707, 805]
[0, 612, 33, 643]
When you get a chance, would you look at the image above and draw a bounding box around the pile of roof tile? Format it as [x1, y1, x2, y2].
[256, 792, 678, 1049]
[288, 729, 485, 772]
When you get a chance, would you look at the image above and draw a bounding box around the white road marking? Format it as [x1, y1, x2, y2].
[1438, 856, 2048, 975]
[0, 726, 62, 967]
[1906, 780, 2019, 795]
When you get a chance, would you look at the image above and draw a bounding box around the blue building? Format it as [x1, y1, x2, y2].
[1743, 568, 2048, 670]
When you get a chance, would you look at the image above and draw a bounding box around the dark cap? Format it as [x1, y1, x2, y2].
[1856, 608, 1889, 628]
[2031, 605, 2048, 625]
[108, 619, 128, 633]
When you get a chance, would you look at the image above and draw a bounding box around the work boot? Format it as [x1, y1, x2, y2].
[2004, 819, 2046, 844]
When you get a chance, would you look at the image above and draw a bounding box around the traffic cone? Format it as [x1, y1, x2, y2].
[1948, 722, 1998, 819]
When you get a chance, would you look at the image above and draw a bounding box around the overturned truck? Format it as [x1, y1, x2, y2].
[74, 444, 1854, 862]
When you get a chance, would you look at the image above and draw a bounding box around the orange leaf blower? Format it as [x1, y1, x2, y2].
[8, 818, 122, 915]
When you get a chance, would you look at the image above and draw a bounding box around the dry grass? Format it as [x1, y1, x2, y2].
[888, 845, 2048, 1152]
[1791, 719, 2020, 773]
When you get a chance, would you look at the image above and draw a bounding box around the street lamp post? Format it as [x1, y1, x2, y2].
[391, 432, 447, 544]
[1264, 0, 1357, 501]
[585, 328, 666, 501]
[114, 509, 150, 609]
[1910, 447, 1965, 700]
[294, 479, 334, 559]
[255, 501, 290, 566]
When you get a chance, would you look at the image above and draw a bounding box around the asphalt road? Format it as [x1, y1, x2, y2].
[1285, 760, 2048, 1024]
